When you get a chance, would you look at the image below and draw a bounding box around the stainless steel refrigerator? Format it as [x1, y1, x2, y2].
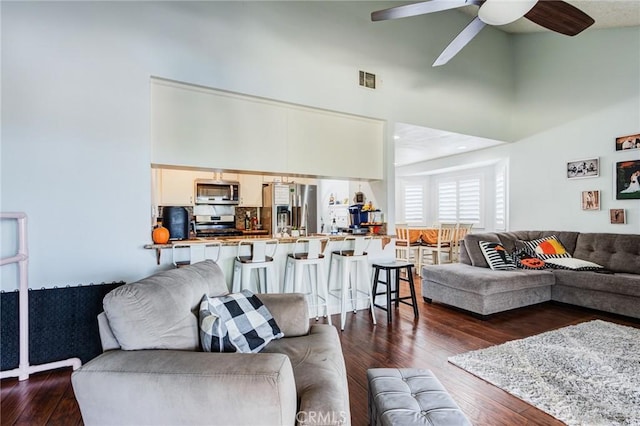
[261, 183, 318, 236]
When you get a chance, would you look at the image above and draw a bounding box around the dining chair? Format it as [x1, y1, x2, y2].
[452, 222, 474, 262]
[419, 223, 456, 266]
[394, 224, 420, 270]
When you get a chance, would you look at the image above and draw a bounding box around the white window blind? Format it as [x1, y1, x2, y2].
[495, 168, 506, 230]
[404, 183, 424, 224]
[437, 177, 481, 225]
[437, 181, 457, 222]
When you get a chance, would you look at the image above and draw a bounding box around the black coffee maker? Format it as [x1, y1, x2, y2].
[162, 206, 189, 240]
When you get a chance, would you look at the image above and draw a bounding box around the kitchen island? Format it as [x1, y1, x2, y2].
[144, 234, 395, 316]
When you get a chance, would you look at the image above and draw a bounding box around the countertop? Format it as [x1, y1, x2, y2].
[145, 233, 392, 249]
[144, 233, 392, 264]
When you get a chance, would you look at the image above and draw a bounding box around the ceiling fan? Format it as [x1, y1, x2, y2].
[371, 0, 595, 66]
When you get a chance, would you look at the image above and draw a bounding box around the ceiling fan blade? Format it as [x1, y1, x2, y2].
[433, 16, 486, 66]
[525, 0, 594, 36]
[372, 0, 483, 22]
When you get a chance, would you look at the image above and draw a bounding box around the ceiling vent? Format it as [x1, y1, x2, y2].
[359, 71, 376, 89]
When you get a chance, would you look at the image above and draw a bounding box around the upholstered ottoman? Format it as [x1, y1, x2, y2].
[367, 368, 472, 426]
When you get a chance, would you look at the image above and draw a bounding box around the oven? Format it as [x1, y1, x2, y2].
[193, 204, 242, 237]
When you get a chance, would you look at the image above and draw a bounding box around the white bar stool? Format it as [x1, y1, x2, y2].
[172, 241, 222, 268]
[232, 239, 279, 294]
[283, 237, 331, 324]
[328, 236, 377, 330]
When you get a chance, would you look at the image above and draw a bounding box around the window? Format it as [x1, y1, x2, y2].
[495, 167, 506, 231]
[403, 183, 424, 224]
[437, 176, 482, 226]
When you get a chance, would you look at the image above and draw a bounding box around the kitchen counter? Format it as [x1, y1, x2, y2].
[144, 233, 393, 264]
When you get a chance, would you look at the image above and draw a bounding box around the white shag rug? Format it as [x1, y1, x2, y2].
[449, 320, 640, 426]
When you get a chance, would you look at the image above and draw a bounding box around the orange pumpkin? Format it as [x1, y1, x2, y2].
[152, 225, 170, 244]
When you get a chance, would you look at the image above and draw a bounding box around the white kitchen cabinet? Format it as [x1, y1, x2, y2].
[238, 174, 264, 207]
[286, 107, 384, 180]
[160, 169, 213, 206]
[151, 79, 384, 180]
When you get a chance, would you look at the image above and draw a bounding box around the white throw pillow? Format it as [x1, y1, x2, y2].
[544, 257, 603, 271]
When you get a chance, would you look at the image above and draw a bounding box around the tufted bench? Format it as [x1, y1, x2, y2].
[367, 368, 472, 426]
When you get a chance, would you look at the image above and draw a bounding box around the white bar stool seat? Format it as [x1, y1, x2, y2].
[328, 236, 377, 330]
[172, 241, 222, 268]
[232, 239, 279, 294]
[283, 237, 331, 324]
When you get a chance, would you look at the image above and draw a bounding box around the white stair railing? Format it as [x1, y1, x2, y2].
[0, 212, 81, 381]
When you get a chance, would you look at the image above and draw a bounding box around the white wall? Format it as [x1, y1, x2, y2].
[3, 2, 633, 291]
[397, 27, 640, 234]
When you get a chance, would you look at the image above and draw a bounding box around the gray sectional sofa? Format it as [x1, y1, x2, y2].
[421, 231, 640, 319]
[71, 260, 350, 426]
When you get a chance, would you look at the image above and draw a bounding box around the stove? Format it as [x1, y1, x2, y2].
[195, 228, 243, 238]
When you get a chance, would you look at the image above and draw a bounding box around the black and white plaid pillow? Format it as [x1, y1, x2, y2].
[199, 290, 283, 353]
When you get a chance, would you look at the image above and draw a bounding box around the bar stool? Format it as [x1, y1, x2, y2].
[172, 241, 222, 268]
[328, 236, 377, 330]
[371, 260, 419, 324]
[283, 237, 331, 324]
[232, 239, 279, 294]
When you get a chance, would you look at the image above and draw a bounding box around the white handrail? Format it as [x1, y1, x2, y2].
[0, 212, 81, 381]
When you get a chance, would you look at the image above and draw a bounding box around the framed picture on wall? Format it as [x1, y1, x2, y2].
[610, 209, 626, 224]
[567, 158, 599, 179]
[615, 133, 640, 151]
[581, 190, 600, 210]
[615, 160, 640, 200]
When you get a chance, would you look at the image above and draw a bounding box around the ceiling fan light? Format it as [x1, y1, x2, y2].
[478, 0, 538, 25]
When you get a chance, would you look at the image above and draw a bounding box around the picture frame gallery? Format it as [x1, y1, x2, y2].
[567, 158, 599, 179]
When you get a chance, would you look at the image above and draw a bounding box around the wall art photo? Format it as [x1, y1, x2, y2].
[615, 133, 640, 151]
[615, 160, 640, 200]
[610, 209, 626, 224]
[567, 158, 599, 179]
[581, 190, 600, 210]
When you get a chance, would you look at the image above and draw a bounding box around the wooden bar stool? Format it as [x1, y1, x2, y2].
[371, 260, 419, 324]
[283, 237, 330, 324]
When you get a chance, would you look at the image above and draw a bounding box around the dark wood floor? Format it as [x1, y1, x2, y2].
[2, 280, 638, 426]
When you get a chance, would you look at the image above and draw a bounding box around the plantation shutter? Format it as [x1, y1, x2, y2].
[459, 178, 481, 224]
[404, 183, 424, 224]
[437, 181, 457, 222]
[495, 168, 506, 230]
[437, 176, 481, 225]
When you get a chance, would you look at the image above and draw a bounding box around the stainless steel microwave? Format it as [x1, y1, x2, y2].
[194, 180, 239, 205]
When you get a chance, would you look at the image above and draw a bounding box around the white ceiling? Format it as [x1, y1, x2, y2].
[394, 1, 640, 167]
[461, 0, 640, 33]
[394, 123, 507, 166]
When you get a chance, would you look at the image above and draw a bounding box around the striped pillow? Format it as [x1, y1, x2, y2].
[522, 236, 572, 260]
[479, 241, 516, 271]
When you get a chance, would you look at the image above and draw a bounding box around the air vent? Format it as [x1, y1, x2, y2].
[359, 71, 376, 89]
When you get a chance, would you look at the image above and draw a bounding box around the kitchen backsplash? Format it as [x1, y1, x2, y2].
[157, 205, 260, 230]
[236, 207, 259, 230]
